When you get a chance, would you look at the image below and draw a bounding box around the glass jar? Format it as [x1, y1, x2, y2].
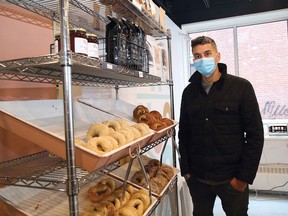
[54, 33, 61, 54]
[87, 33, 99, 59]
[70, 28, 88, 55]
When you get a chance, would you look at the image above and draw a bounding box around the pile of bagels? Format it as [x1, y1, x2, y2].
[84, 178, 151, 216]
[131, 158, 174, 194]
[133, 105, 174, 131]
[76, 118, 150, 155]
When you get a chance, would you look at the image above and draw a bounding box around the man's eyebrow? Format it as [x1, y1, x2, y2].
[193, 50, 212, 55]
[205, 49, 212, 53]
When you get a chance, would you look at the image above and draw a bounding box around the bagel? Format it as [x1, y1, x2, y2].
[108, 127, 116, 133]
[150, 121, 167, 131]
[137, 113, 156, 126]
[144, 164, 158, 178]
[149, 179, 162, 194]
[161, 118, 174, 126]
[99, 178, 116, 192]
[148, 159, 160, 169]
[133, 105, 149, 120]
[125, 184, 135, 195]
[131, 170, 149, 187]
[149, 110, 162, 121]
[109, 131, 127, 146]
[157, 165, 174, 181]
[116, 128, 134, 143]
[136, 188, 149, 196]
[103, 195, 121, 210]
[86, 123, 109, 141]
[106, 136, 119, 149]
[88, 179, 116, 202]
[115, 206, 139, 216]
[83, 203, 109, 216]
[114, 189, 130, 206]
[130, 192, 150, 210]
[129, 126, 142, 140]
[103, 120, 122, 131]
[116, 118, 131, 128]
[132, 123, 150, 136]
[126, 198, 144, 216]
[150, 175, 169, 192]
[87, 136, 115, 155]
[99, 201, 115, 216]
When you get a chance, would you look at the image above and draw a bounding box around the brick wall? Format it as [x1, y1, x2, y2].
[189, 20, 288, 120]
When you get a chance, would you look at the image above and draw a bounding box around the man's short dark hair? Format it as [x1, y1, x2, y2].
[191, 36, 217, 51]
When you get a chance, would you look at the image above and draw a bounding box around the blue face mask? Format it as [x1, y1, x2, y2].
[194, 57, 216, 77]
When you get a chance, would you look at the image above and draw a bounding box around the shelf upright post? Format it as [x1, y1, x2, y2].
[59, 0, 79, 215]
[167, 30, 179, 216]
[115, 83, 120, 99]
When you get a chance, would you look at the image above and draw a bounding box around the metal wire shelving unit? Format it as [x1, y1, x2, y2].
[0, 0, 176, 215]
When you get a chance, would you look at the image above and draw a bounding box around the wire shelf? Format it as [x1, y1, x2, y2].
[0, 53, 168, 87]
[0, 135, 170, 191]
[4, 0, 169, 37]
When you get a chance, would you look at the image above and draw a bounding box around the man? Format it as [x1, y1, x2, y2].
[178, 36, 264, 216]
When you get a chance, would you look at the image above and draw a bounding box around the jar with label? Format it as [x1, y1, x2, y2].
[54, 33, 61, 54]
[87, 33, 99, 59]
[70, 28, 88, 55]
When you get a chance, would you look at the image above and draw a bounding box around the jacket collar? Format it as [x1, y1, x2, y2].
[189, 63, 227, 84]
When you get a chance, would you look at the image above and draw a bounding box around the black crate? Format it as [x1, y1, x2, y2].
[100, 36, 149, 73]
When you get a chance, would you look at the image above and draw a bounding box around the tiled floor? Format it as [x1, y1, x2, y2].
[214, 192, 288, 216]
[177, 178, 288, 216]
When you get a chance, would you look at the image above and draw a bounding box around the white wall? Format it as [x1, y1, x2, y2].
[165, 16, 191, 125]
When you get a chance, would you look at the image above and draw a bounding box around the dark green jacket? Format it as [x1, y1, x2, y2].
[178, 63, 264, 184]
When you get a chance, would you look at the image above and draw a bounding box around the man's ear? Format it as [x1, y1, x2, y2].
[216, 52, 221, 63]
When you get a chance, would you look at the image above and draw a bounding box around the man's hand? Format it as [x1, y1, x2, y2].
[230, 177, 247, 192]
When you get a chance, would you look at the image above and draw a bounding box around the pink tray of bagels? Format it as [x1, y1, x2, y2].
[0, 100, 154, 172]
[77, 98, 178, 148]
[109, 155, 179, 197]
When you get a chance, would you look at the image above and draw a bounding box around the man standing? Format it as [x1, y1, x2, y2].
[178, 36, 264, 216]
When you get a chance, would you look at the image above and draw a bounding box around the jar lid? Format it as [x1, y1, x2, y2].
[87, 33, 98, 38]
[70, 27, 86, 32]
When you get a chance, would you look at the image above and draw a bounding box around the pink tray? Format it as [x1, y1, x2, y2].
[146, 120, 178, 146]
[109, 155, 179, 197]
[0, 110, 153, 172]
[76, 98, 178, 146]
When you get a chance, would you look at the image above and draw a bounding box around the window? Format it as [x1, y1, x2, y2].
[188, 20, 288, 120]
[237, 21, 288, 120]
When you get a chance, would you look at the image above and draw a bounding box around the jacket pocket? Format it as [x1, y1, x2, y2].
[214, 102, 239, 113]
[213, 102, 241, 126]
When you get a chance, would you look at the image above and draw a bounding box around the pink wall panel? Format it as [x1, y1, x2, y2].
[0, 4, 56, 100]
